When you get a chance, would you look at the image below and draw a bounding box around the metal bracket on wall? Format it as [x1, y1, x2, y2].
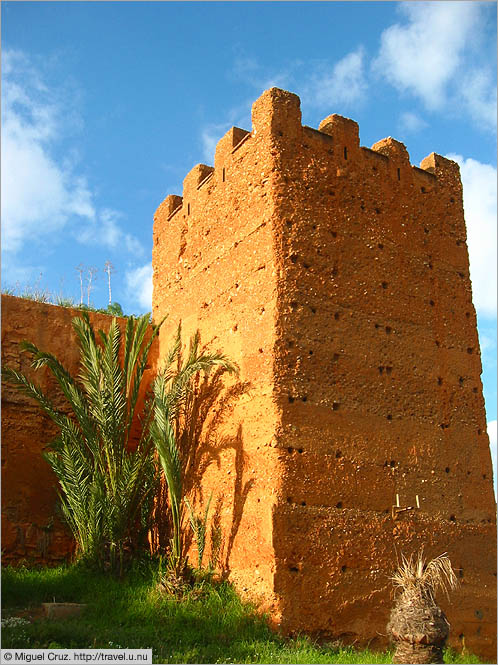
[391, 493, 420, 521]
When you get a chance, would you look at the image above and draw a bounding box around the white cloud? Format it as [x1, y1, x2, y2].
[446, 154, 497, 318]
[1, 48, 141, 259]
[399, 111, 427, 133]
[488, 420, 497, 498]
[230, 50, 368, 114]
[0, 256, 41, 291]
[126, 262, 153, 312]
[1, 50, 95, 252]
[459, 68, 497, 130]
[305, 48, 367, 109]
[374, 2, 496, 129]
[78, 208, 143, 256]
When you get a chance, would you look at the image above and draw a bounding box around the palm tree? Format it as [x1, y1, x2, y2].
[388, 551, 458, 664]
[149, 326, 237, 581]
[2, 312, 163, 575]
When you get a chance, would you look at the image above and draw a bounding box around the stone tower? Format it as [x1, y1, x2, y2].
[152, 88, 496, 660]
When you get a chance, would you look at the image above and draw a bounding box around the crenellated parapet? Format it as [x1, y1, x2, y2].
[156, 87, 462, 237]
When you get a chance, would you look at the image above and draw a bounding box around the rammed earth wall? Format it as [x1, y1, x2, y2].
[152, 88, 496, 661]
[1, 295, 158, 565]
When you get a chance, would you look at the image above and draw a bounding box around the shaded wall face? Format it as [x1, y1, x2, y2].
[1, 296, 158, 565]
[152, 124, 284, 603]
[268, 117, 496, 658]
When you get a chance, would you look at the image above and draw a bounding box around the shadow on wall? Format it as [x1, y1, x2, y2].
[150, 365, 254, 571]
[223, 424, 255, 574]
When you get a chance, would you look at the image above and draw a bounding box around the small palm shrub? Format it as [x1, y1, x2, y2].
[388, 551, 458, 664]
[185, 493, 212, 569]
[150, 326, 237, 582]
[3, 312, 163, 575]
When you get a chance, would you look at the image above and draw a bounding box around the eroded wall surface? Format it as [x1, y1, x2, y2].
[152, 117, 284, 604]
[153, 88, 496, 660]
[1, 295, 158, 565]
[266, 92, 496, 659]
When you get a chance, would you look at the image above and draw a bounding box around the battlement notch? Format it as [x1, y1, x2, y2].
[182, 164, 214, 211]
[214, 127, 251, 180]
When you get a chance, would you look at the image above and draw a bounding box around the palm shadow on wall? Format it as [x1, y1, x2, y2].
[154, 366, 254, 572]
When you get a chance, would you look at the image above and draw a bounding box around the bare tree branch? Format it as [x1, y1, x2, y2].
[86, 266, 99, 307]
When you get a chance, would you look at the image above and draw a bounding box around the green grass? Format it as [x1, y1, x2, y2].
[1, 565, 479, 664]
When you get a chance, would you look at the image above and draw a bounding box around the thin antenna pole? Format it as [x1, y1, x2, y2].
[104, 261, 114, 306]
[76, 264, 85, 305]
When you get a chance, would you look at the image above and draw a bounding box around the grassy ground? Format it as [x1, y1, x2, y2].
[1, 564, 479, 664]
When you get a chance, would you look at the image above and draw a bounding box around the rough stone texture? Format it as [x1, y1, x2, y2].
[1, 295, 158, 566]
[153, 88, 496, 661]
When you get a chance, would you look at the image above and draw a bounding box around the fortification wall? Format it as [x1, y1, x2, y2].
[264, 91, 496, 658]
[152, 115, 284, 603]
[1, 295, 158, 565]
[153, 88, 496, 661]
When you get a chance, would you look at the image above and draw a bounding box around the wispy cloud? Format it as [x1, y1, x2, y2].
[78, 208, 143, 256]
[373, 2, 496, 130]
[446, 154, 497, 318]
[198, 94, 256, 164]
[1, 48, 142, 259]
[200, 48, 367, 161]
[479, 331, 497, 355]
[398, 111, 427, 133]
[125, 262, 153, 312]
[304, 48, 367, 110]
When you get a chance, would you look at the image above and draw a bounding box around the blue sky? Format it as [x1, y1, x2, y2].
[2, 2, 496, 485]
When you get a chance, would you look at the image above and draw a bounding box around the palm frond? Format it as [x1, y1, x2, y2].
[391, 551, 458, 601]
[15, 341, 100, 456]
[3, 367, 73, 431]
[124, 314, 166, 441]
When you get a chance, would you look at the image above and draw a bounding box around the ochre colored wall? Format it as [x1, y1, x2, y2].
[1, 295, 158, 566]
[152, 88, 496, 660]
[153, 119, 284, 605]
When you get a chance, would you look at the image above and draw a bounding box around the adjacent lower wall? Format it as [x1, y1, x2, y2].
[1, 295, 158, 565]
